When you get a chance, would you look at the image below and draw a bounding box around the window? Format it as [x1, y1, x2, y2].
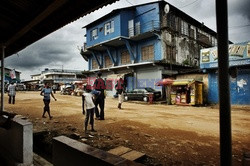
[92, 58, 98, 69]
[166, 45, 176, 63]
[105, 56, 113, 68]
[121, 50, 130, 65]
[128, 19, 134, 37]
[141, 45, 154, 61]
[189, 26, 196, 39]
[135, 22, 140, 35]
[104, 20, 114, 35]
[181, 20, 189, 36]
[91, 28, 98, 40]
[167, 13, 176, 30]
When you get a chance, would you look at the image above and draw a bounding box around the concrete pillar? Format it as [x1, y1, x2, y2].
[0, 116, 33, 165]
[53, 136, 142, 166]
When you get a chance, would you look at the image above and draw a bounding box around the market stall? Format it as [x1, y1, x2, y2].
[170, 79, 203, 106]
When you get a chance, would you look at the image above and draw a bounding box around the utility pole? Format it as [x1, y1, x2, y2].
[1, 46, 6, 112]
[216, 0, 232, 165]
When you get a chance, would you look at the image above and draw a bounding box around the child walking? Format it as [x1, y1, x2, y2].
[82, 85, 96, 133]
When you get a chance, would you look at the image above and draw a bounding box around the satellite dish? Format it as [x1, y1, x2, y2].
[164, 4, 170, 14]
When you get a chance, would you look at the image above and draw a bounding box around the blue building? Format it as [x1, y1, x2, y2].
[200, 41, 250, 105]
[81, 1, 217, 96]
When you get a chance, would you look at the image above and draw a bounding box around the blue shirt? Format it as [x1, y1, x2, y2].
[42, 88, 52, 100]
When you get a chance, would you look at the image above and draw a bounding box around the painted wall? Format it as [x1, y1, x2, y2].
[134, 3, 160, 34]
[120, 10, 135, 36]
[208, 69, 250, 105]
[89, 36, 162, 70]
[86, 2, 160, 48]
[136, 67, 162, 90]
[86, 14, 121, 47]
[137, 36, 162, 62]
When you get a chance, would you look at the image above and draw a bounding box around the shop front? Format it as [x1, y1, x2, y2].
[170, 79, 203, 106]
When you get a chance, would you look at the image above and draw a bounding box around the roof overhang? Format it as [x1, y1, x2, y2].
[0, 0, 118, 59]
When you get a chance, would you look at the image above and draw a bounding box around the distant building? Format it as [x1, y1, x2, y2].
[200, 41, 250, 105]
[30, 68, 86, 85]
[0, 67, 21, 83]
[81, 1, 218, 96]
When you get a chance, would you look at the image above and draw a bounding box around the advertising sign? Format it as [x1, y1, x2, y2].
[200, 41, 250, 69]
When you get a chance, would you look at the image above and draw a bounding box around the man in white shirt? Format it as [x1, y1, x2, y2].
[7, 82, 16, 104]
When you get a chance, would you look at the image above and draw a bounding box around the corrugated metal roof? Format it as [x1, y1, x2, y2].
[0, 0, 118, 59]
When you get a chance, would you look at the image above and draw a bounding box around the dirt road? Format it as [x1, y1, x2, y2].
[4, 91, 250, 165]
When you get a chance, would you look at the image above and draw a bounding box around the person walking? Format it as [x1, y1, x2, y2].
[40, 83, 57, 119]
[7, 82, 16, 104]
[52, 84, 57, 94]
[82, 85, 97, 133]
[93, 72, 106, 120]
[115, 77, 125, 109]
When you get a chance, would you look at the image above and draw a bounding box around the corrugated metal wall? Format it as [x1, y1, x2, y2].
[208, 68, 250, 105]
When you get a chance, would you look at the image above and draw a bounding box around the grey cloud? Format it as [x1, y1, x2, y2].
[229, 0, 250, 21]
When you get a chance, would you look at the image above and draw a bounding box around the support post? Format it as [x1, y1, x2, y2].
[1, 46, 5, 112]
[91, 51, 102, 68]
[215, 0, 232, 165]
[122, 39, 135, 63]
[104, 46, 116, 65]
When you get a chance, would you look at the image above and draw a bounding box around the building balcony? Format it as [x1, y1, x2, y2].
[128, 20, 161, 39]
[81, 20, 161, 56]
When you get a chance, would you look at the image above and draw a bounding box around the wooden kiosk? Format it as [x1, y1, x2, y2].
[170, 79, 203, 106]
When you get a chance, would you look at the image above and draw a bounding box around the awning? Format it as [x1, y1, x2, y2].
[172, 79, 196, 86]
[155, 78, 174, 86]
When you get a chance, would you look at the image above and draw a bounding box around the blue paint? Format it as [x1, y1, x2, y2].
[134, 3, 160, 34]
[207, 72, 219, 104]
[200, 58, 250, 69]
[200, 41, 250, 69]
[137, 36, 162, 61]
[207, 69, 250, 105]
[86, 14, 121, 47]
[86, 2, 160, 48]
[120, 10, 134, 36]
[86, 2, 164, 70]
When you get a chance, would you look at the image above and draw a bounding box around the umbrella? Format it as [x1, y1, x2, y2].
[155, 78, 174, 86]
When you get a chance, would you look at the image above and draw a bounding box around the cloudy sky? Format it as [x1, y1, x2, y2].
[5, 0, 250, 81]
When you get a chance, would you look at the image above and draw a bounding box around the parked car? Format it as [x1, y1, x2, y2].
[124, 87, 161, 102]
[16, 83, 26, 91]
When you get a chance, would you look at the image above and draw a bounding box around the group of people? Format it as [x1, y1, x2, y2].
[6, 71, 125, 133]
[81, 72, 125, 132]
[40, 71, 126, 133]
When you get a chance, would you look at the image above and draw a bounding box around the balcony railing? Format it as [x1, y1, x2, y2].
[128, 20, 160, 37]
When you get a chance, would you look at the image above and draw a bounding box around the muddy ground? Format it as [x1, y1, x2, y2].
[4, 91, 250, 165]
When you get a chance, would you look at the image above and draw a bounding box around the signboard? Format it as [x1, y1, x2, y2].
[200, 41, 250, 69]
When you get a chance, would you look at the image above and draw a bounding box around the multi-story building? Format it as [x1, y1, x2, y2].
[81, 1, 217, 96]
[30, 68, 86, 85]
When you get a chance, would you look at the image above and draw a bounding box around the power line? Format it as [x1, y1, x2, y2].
[179, 0, 201, 9]
[125, 0, 134, 6]
[229, 24, 250, 29]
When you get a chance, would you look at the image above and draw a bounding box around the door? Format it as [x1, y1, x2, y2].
[128, 19, 134, 37]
